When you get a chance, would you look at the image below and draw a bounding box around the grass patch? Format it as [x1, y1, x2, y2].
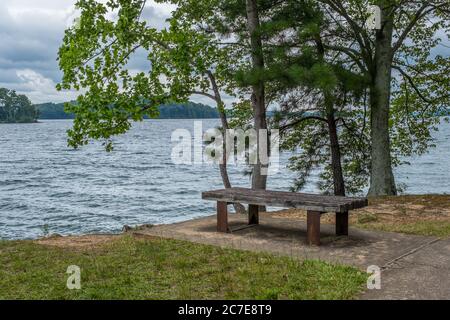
[355, 195, 450, 237]
[357, 213, 378, 224]
[0, 236, 366, 300]
[355, 220, 450, 237]
[368, 194, 450, 208]
[273, 194, 450, 237]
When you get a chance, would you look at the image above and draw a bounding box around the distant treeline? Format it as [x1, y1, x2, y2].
[158, 102, 219, 119]
[34, 101, 76, 119]
[35, 101, 220, 119]
[0, 88, 38, 123]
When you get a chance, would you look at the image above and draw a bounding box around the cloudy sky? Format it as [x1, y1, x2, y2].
[0, 0, 174, 104]
[0, 1, 448, 105]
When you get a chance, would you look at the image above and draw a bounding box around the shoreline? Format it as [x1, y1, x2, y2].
[1, 194, 449, 300]
[2, 193, 449, 242]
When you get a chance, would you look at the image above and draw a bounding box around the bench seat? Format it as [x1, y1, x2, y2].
[202, 187, 368, 246]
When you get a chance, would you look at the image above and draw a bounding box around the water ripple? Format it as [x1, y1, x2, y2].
[1, 119, 449, 240]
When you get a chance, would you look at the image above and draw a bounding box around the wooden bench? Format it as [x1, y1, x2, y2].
[202, 187, 368, 246]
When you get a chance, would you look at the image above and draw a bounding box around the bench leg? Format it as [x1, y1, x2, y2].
[248, 204, 259, 225]
[336, 211, 349, 236]
[307, 211, 321, 246]
[217, 201, 229, 233]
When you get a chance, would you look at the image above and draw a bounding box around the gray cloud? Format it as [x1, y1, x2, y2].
[0, 0, 173, 103]
[0, 1, 447, 106]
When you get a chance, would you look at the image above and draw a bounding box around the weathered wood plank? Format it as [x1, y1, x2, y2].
[248, 204, 259, 225]
[217, 201, 228, 233]
[203, 188, 368, 213]
[205, 187, 367, 203]
[203, 188, 367, 206]
[205, 188, 369, 246]
[307, 211, 321, 246]
[336, 211, 349, 236]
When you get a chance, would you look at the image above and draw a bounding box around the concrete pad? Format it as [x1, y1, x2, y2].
[361, 239, 450, 300]
[134, 213, 450, 299]
[361, 262, 450, 299]
[134, 213, 437, 269]
[400, 238, 450, 268]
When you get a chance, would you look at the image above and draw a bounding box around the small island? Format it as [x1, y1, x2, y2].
[0, 87, 38, 123]
[2, 86, 221, 123]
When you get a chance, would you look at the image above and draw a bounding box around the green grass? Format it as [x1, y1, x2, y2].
[0, 236, 367, 300]
[347, 195, 450, 238]
[355, 220, 450, 237]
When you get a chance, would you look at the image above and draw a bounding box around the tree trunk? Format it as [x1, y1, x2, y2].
[208, 72, 247, 214]
[316, 37, 345, 197]
[245, 0, 268, 194]
[368, 7, 397, 196]
[326, 111, 346, 197]
[218, 113, 247, 214]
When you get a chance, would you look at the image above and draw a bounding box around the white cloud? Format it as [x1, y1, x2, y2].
[1, 0, 447, 106]
[14, 69, 78, 103]
[0, 0, 174, 104]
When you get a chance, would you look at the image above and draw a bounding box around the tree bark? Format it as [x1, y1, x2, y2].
[326, 110, 346, 197]
[208, 72, 247, 214]
[368, 7, 397, 196]
[245, 0, 268, 194]
[316, 37, 346, 197]
[218, 115, 247, 214]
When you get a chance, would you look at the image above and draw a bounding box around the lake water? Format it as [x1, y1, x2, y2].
[1, 119, 449, 240]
